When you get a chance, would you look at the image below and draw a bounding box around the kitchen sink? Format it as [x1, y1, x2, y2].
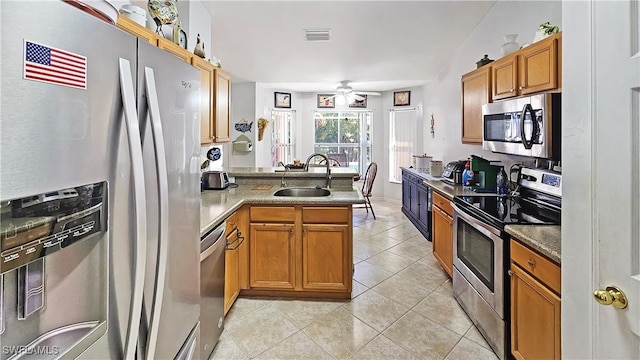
[273, 187, 330, 197]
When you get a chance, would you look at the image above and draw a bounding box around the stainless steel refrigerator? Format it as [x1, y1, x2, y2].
[0, 1, 201, 359]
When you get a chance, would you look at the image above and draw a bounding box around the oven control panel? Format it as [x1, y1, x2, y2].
[519, 167, 562, 198]
[542, 173, 562, 188]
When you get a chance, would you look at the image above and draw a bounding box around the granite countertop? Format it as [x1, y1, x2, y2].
[200, 184, 365, 236]
[505, 225, 561, 265]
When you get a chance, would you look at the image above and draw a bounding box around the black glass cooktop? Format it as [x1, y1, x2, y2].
[453, 195, 561, 230]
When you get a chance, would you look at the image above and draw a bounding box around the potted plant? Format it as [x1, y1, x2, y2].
[533, 22, 560, 43]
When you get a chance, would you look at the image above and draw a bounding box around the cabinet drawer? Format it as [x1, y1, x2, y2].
[250, 206, 295, 223]
[303, 207, 349, 224]
[432, 191, 453, 216]
[511, 240, 561, 294]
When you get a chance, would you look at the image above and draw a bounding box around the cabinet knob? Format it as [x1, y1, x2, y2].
[593, 286, 628, 309]
[510, 88, 514, 92]
[527, 259, 535, 268]
[519, 86, 524, 90]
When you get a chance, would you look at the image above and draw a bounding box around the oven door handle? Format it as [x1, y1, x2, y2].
[451, 203, 503, 238]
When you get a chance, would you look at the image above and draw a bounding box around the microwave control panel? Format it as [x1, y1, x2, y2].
[0, 182, 106, 274]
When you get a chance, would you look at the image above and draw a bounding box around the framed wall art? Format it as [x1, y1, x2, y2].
[317, 94, 335, 108]
[349, 95, 367, 108]
[274, 92, 291, 108]
[393, 91, 411, 106]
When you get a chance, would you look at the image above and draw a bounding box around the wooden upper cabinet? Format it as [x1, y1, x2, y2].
[461, 66, 491, 144]
[157, 37, 193, 63]
[192, 59, 231, 144]
[192, 57, 215, 144]
[491, 32, 561, 100]
[214, 69, 231, 143]
[492, 55, 518, 100]
[518, 34, 560, 95]
[116, 16, 157, 44]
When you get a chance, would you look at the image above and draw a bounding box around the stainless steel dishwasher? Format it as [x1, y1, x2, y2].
[200, 220, 226, 359]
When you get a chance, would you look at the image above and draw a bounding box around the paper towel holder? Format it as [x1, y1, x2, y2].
[232, 134, 253, 152]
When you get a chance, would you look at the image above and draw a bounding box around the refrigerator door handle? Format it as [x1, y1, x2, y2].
[142, 66, 170, 360]
[118, 58, 148, 360]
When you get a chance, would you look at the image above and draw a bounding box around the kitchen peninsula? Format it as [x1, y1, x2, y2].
[201, 167, 364, 305]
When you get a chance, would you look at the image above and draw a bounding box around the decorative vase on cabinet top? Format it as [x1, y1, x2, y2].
[500, 34, 520, 56]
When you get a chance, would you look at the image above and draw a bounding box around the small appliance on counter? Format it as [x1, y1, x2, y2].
[469, 155, 503, 192]
[412, 154, 433, 173]
[429, 160, 443, 177]
[441, 160, 467, 185]
[201, 171, 229, 190]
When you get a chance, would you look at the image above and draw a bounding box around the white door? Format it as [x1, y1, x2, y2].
[563, 0, 640, 358]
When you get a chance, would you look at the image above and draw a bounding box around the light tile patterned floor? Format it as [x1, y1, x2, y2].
[211, 200, 499, 360]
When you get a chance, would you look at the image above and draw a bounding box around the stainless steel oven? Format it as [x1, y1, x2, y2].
[452, 203, 508, 359]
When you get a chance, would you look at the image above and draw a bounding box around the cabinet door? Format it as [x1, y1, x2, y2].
[249, 223, 295, 289]
[224, 230, 241, 314]
[511, 263, 561, 360]
[409, 180, 419, 218]
[302, 224, 350, 291]
[192, 57, 215, 144]
[432, 205, 453, 277]
[401, 172, 411, 213]
[156, 37, 193, 63]
[461, 67, 491, 144]
[518, 36, 558, 95]
[213, 69, 231, 143]
[492, 55, 518, 100]
[416, 184, 430, 230]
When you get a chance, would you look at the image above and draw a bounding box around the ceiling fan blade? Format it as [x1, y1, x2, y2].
[355, 91, 381, 96]
[351, 93, 365, 101]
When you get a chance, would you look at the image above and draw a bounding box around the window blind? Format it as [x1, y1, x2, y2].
[389, 109, 417, 182]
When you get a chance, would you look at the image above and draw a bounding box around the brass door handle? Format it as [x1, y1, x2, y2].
[594, 285, 628, 309]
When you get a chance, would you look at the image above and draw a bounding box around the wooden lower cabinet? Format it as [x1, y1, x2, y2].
[243, 205, 352, 298]
[302, 224, 350, 291]
[249, 223, 296, 289]
[432, 204, 453, 277]
[510, 240, 561, 360]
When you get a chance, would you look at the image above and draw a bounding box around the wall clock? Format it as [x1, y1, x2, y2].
[173, 23, 188, 49]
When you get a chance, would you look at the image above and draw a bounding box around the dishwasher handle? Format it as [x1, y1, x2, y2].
[201, 221, 226, 261]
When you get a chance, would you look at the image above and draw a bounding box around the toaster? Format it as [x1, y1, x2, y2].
[441, 160, 467, 185]
[202, 171, 229, 190]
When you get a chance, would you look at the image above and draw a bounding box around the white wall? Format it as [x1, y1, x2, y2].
[421, 0, 562, 169]
[227, 82, 257, 167]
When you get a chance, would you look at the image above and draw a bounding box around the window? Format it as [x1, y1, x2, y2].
[313, 111, 372, 175]
[389, 109, 417, 183]
[271, 110, 295, 166]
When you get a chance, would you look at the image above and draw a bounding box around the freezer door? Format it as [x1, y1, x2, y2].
[136, 41, 202, 359]
[1, 1, 141, 359]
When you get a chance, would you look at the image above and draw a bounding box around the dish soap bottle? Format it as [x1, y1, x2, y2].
[496, 166, 508, 195]
[462, 158, 474, 188]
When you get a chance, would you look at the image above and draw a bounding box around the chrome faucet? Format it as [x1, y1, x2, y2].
[303, 153, 331, 188]
[280, 165, 290, 188]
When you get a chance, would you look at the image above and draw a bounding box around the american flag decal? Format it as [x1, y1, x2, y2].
[24, 40, 87, 89]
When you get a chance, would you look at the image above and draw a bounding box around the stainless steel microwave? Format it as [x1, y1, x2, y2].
[482, 93, 561, 159]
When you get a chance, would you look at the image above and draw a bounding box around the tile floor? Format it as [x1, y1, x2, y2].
[210, 200, 499, 360]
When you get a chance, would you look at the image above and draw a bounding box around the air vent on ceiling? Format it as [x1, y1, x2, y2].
[303, 29, 331, 42]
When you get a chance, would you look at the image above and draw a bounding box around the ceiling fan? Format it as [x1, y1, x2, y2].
[326, 81, 381, 102]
